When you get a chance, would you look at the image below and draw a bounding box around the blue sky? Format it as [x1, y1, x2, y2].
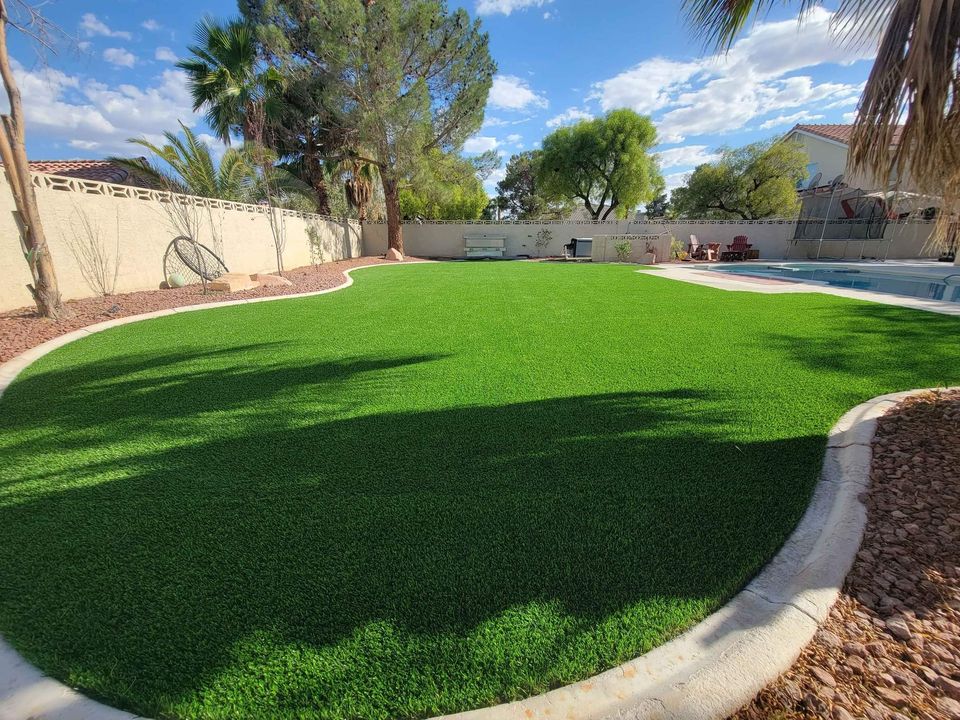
[8, 0, 875, 195]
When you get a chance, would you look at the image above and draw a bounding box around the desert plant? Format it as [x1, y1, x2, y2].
[670, 237, 687, 261]
[306, 223, 325, 265]
[614, 240, 633, 262]
[65, 206, 121, 296]
[535, 228, 553, 257]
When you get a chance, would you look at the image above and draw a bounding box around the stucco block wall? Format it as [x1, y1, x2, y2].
[362, 219, 938, 261]
[0, 174, 361, 312]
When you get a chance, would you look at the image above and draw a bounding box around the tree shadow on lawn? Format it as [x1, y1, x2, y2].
[0, 351, 828, 717]
[761, 301, 960, 383]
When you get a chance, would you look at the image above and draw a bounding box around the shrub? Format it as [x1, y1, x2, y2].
[614, 240, 632, 262]
[535, 228, 553, 257]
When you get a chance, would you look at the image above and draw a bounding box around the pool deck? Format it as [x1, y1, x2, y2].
[638, 260, 960, 316]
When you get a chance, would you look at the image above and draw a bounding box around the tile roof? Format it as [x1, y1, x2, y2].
[792, 124, 904, 147]
[17, 159, 160, 189]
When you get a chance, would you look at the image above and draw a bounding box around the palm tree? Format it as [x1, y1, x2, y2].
[684, 0, 959, 245]
[344, 160, 376, 223]
[110, 122, 255, 200]
[176, 17, 283, 145]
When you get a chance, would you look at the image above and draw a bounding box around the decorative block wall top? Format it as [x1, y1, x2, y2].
[30, 172, 360, 227]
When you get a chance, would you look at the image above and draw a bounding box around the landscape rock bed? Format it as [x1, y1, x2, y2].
[733, 389, 960, 720]
[0, 257, 413, 362]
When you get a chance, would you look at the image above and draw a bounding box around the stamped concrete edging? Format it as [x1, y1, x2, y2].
[0, 263, 932, 720]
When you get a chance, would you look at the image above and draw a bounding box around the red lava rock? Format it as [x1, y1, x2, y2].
[940, 676, 960, 701]
[731, 390, 960, 720]
[939, 696, 960, 720]
[811, 666, 837, 688]
[832, 706, 855, 720]
[885, 616, 913, 641]
[876, 687, 909, 708]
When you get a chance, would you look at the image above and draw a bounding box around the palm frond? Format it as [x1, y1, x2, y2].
[682, 0, 823, 50]
[848, 0, 960, 246]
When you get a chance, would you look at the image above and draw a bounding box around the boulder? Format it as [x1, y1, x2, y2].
[251, 273, 293, 287]
[209, 272, 260, 292]
[385, 247, 404, 262]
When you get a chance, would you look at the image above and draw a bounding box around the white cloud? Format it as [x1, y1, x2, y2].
[103, 48, 136, 68]
[484, 166, 507, 196]
[79, 13, 131, 40]
[842, 110, 858, 122]
[489, 75, 548, 111]
[664, 170, 691, 193]
[504, 133, 523, 144]
[142, 19, 162, 31]
[545, 107, 593, 128]
[591, 8, 874, 143]
[656, 145, 720, 170]
[476, 0, 553, 15]
[758, 110, 825, 130]
[464, 136, 500, 153]
[8, 60, 198, 155]
[155, 47, 178, 63]
[69, 140, 100, 150]
[591, 57, 704, 114]
[196, 133, 229, 165]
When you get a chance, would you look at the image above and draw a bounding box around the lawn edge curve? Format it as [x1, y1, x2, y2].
[0, 264, 944, 720]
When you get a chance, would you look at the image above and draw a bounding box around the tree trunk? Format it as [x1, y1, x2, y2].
[0, 1, 63, 319]
[382, 174, 404, 253]
[304, 136, 331, 216]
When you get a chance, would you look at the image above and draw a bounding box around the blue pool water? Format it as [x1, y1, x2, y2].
[708, 263, 960, 303]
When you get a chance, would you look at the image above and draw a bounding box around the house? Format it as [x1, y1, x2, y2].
[785, 123, 942, 222]
[784, 124, 905, 191]
[5, 159, 160, 190]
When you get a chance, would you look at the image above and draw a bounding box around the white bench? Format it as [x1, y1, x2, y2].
[464, 235, 506, 258]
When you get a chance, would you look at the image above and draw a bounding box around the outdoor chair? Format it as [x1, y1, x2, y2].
[687, 235, 707, 260]
[720, 235, 752, 261]
[706, 242, 721, 261]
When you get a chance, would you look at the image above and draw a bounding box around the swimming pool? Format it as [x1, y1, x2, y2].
[706, 263, 960, 303]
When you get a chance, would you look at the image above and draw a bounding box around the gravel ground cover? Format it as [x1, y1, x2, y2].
[733, 389, 960, 720]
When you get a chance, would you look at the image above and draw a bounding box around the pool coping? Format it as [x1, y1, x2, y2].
[636, 264, 960, 315]
[0, 261, 942, 720]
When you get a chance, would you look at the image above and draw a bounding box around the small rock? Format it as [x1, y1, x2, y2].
[249, 273, 293, 287]
[811, 666, 838, 688]
[940, 676, 960, 701]
[938, 697, 960, 720]
[384, 247, 403, 262]
[833, 706, 855, 720]
[885, 615, 913, 641]
[818, 629, 842, 648]
[843, 641, 867, 657]
[875, 687, 909, 708]
[917, 666, 939, 685]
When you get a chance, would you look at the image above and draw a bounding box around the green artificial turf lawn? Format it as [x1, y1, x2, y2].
[1, 262, 958, 720]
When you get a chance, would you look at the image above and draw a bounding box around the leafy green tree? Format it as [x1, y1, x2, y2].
[177, 17, 337, 215]
[670, 139, 806, 220]
[470, 149, 502, 183]
[246, 0, 495, 253]
[644, 193, 671, 219]
[399, 150, 489, 221]
[494, 150, 572, 220]
[538, 109, 663, 221]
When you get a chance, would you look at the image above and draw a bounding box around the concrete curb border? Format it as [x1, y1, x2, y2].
[0, 263, 937, 720]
